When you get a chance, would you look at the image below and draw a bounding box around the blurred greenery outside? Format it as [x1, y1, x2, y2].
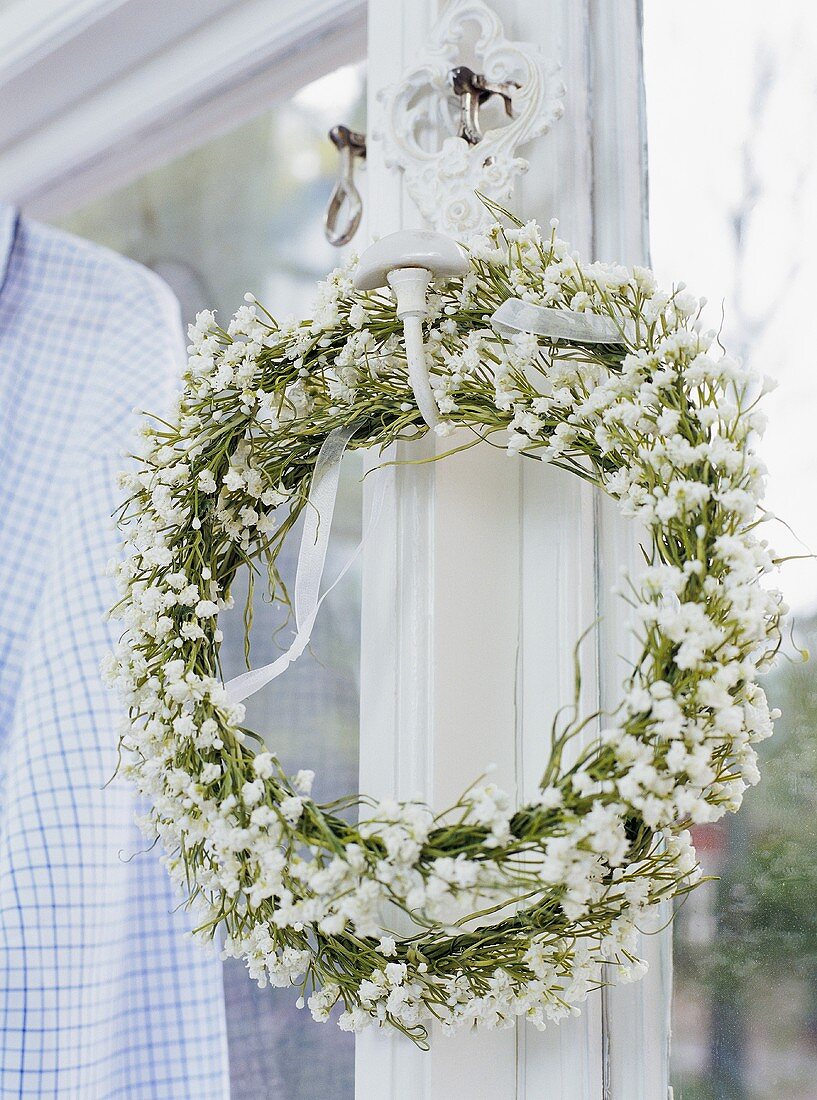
[643, 0, 817, 1094]
[671, 628, 817, 1100]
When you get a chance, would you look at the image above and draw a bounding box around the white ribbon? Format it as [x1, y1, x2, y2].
[225, 423, 384, 704]
[224, 297, 625, 705]
[491, 298, 634, 345]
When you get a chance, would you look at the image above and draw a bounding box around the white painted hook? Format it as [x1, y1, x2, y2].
[354, 230, 469, 428]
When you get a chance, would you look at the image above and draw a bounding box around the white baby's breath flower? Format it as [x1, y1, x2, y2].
[109, 216, 781, 1047]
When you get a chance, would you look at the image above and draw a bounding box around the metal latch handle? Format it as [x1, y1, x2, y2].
[449, 65, 521, 146]
[324, 125, 367, 247]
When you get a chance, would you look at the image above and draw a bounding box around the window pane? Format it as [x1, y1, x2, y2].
[644, 5, 817, 1097]
[55, 63, 366, 1100]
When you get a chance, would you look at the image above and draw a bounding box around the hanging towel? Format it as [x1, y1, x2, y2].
[0, 205, 229, 1098]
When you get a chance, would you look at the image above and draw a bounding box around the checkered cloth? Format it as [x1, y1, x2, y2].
[0, 205, 229, 1097]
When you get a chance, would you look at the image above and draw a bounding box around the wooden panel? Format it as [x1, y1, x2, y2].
[358, 0, 611, 1096]
[590, 3, 672, 1097]
[356, 1, 441, 1095]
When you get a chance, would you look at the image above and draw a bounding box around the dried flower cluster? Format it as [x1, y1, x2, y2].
[106, 212, 783, 1045]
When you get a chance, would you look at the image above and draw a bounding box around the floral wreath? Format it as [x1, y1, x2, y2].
[108, 209, 783, 1045]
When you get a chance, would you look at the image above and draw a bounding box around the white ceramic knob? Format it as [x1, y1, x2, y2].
[353, 229, 469, 291]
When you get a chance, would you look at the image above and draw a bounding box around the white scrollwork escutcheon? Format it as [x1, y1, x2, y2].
[374, 0, 565, 239]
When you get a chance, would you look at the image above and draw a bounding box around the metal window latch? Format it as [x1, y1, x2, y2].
[376, 0, 564, 236]
[449, 65, 521, 145]
[324, 124, 367, 247]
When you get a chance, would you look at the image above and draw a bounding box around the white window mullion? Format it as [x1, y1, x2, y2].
[360, 1, 664, 1097]
[589, 3, 672, 1097]
[357, 1, 443, 1094]
[360, 0, 525, 1091]
[511, 0, 605, 1094]
[516, 469, 604, 1100]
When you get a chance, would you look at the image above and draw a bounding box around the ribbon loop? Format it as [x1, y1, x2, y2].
[225, 424, 383, 704]
[491, 298, 633, 345]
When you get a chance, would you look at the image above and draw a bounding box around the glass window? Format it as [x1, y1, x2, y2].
[644, 4, 817, 1097]
[55, 63, 366, 1100]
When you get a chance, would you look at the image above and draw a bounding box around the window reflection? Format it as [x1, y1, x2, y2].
[55, 63, 366, 1100]
[645, 3, 817, 1096]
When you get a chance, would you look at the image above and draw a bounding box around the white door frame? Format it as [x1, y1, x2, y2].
[359, 2, 670, 1098]
[0, 1, 670, 1094]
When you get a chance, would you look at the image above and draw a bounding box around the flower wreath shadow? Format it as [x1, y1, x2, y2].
[107, 204, 783, 1046]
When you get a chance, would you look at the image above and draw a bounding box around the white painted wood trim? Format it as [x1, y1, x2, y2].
[0, 0, 366, 218]
[589, 3, 672, 1097]
[0, 0, 240, 155]
[511, 1, 606, 1094]
[0, 0, 129, 81]
[356, 7, 443, 1095]
[357, 0, 648, 1095]
[359, 0, 662, 1096]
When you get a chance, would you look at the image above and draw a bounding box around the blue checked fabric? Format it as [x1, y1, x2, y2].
[0, 205, 229, 1097]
